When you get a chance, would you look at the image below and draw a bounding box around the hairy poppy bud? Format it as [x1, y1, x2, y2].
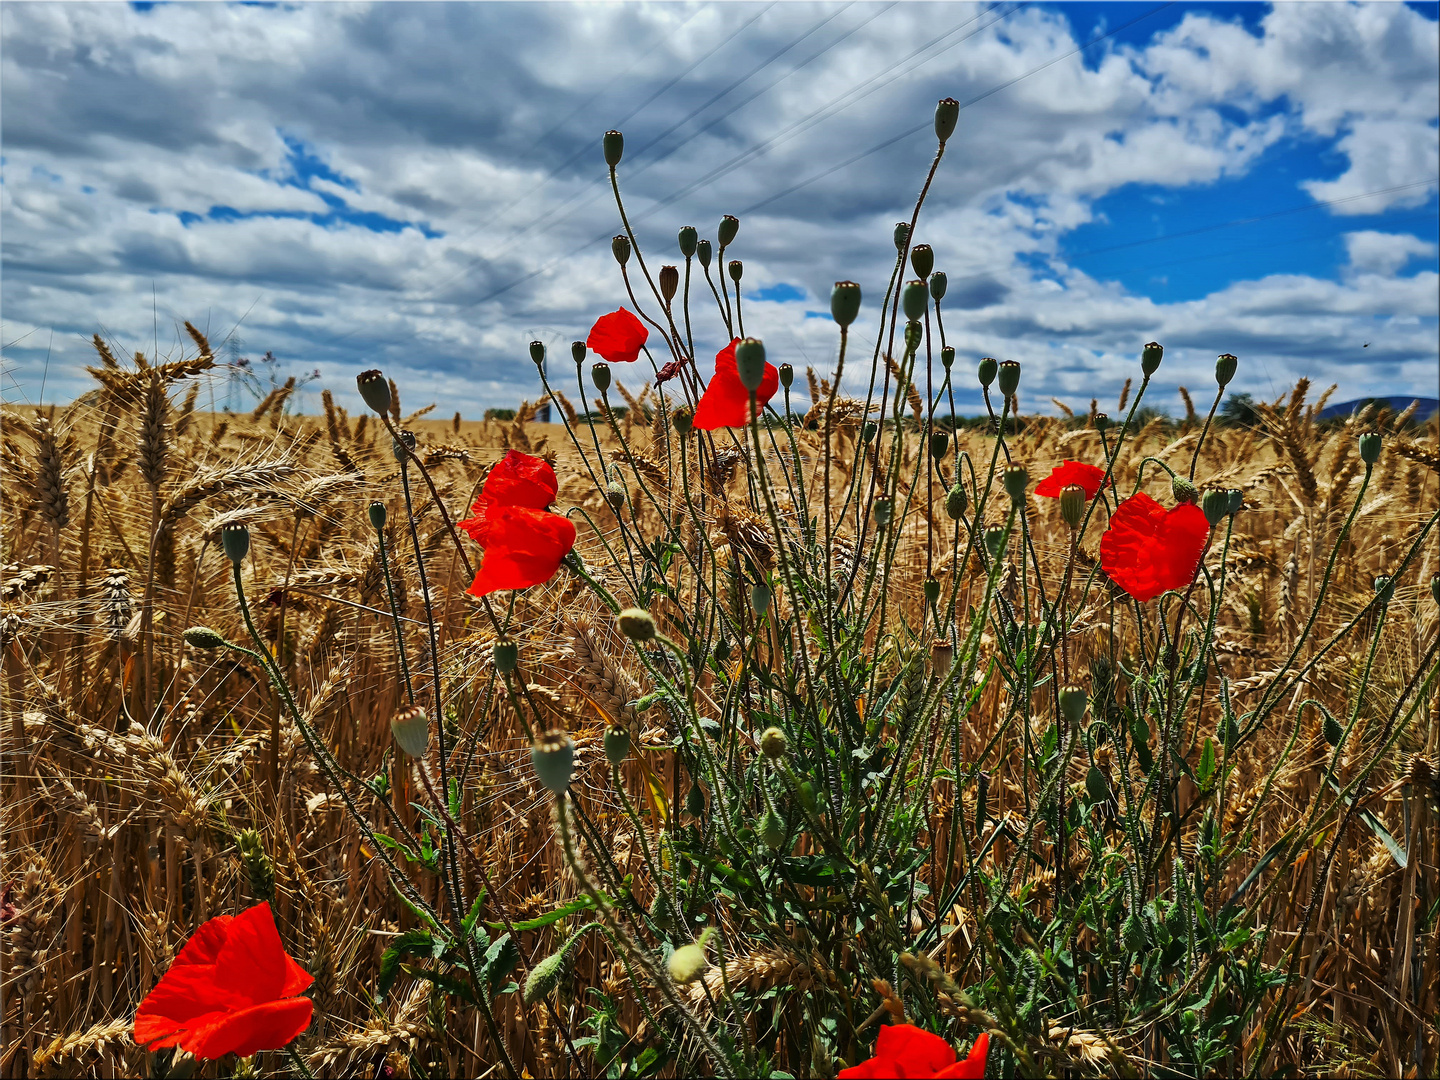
[1060, 484, 1086, 530]
[1215, 353, 1238, 388]
[678, 225, 698, 258]
[904, 319, 923, 355]
[368, 501, 387, 529]
[778, 363, 794, 389]
[1373, 575, 1394, 605]
[861, 420, 878, 444]
[668, 928, 714, 983]
[1358, 430, 1381, 466]
[718, 214, 739, 248]
[760, 808, 785, 851]
[523, 949, 566, 1005]
[1003, 464, 1029, 503]
[1093, 412, 1111, 432]
[529, 340, 546, 368]
[931, 639, 955, 675]
[493, 639, 518, 674]
[935, 97, 960, 144]
[184, 626, 227, 650]
[531, 731, 575, 795]
[391, 430, 415, 463]
[696, 238, 712, 268]
[221, 523, 250, 565]
[714, 635, 732, 663]
[984, 523, 1008, 561]
[356, 369, 392, 415]
[759, 726, 788, 760]
[611, 234, 631, 266]
[977, 357, 997, 388]
[1227, 487, 1245, 515]
[874, 498, 894, 528]
[735, 337, 767, 392]
[618, 607, 656, 642]
[659, 265, 679, 304]
[728, 258, 743, 282]
[604, 725, 630, 766]
[1141, 341, 1163, 376]
[910, 244, 934, 280]
[673, 409, 693, 435]
[605, 481, 626, 512]
[1323, 714, 1343, 747]
[591, 362, 611, 393]
[603, 130, 624, 167]
[894, 221, 910, 250]
[751, 581, 772, 616]
[686, 780, 706, 817]
[571, 340, 586, 364]
[1171, 476, 1198, 505]
[941, 345, 955, 370]
[997, 359, 1021, 398]
[831, 280, 861, 327]
[946, 483, 968, 520]
[391, 705, 429, 759]
[923, 577, 941, 606]
[902, 280, 928, 321]
[930, 429, 950, 459]
[1059, 685, 1087, 726]
[1201, 489, 1230, 527]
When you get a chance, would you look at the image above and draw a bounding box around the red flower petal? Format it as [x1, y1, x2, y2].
[586, 308, 649, 364]
[459, 450, 559, 542]
[1034, 460, 1106, 499]
[935, 1034, 989, 1079]
[1100, 492, 1210, 603]
[874, 1023, 958, 1077]
[692, 338, 779, 430]
[467, 504, 577, 597]
[182, 998, 315, 1061]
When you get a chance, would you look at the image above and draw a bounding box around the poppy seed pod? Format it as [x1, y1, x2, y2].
[902, 280, 928, 321]
[941, 346, 955, 370]
[673, 408, 693, 435]
[735, 337, 767, 392]
[604, 725, 630, 767]
[904, 320, 923, 355]
[493, 639, 518, 674]
[759, 726, 788, 760]
[1171, 475, 1198, 505]
[831, 280, 862, 326]
[930, 429, 950, 460]
[529, 340, 546, 368]
[391, 430, 416, 463]
[678, 225, 698, 258]
[923, 577, 941, 606]
[1215, 353, 1238, 387]
[931, 639, 955, 675]
[1373, 575, 1394, 605]
[571, 341, 587, 364]
[183, 626, 227, 651]
[945, 483, 968, 520]
[1003, 464, 1029, 503]
[778, 363, 794, 389]
[696, 238, 712, 268]
[1227, 487, 1245, 515]
[910, 244, 934, 280]
[1094, 412, 1111, 432]
[894, 222, 910, 250]
[603, 130, 624, 167]
[984, 523, 1008, 561]
[1059, 685, 1088, 726]
[221, 523, 250, 565]
[726, 260, 742, 284]
[760, 808, 786, 851]
[659, 265, 679, 304]
[1358, 430, 1381, 466]
[874, 498, 894, 528]
[618, 607, 656, 642]
[997, 359, 1021, 399]
[367, 501, 387, 529]
[751, 581, 772, 616]
[861, 420, 878, 444]
[718, 214, 739, 248]
[1060, 484, 1087, 530]
[611, 234, 631, 266]
[930, 271, 948, 302]
[531, 731, 575, 795]
[591, 362, 611, 393]
[686, 780, 706, 817]
[356, 369, 392, 415]
[977, 357, 998, 388]
[1201, 489, 1230, 527]
[1141, 341, 1164, 376]
[390, 705, 429, 759]
[935, 96, 960, 144]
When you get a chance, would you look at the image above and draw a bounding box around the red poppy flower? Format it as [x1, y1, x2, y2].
[1100, 492, 1209, 602]
[459, 450, 560, 542]
[1034, 460, 1106, 500]
[133, 902, 313, 1061]
[839, 1024, 989, 1079]
[467, 504, 577, 597]
[692, 338, 779, 430]
[586, 308, 649, 364]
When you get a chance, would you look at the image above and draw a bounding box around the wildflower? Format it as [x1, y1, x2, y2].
[839, 1024, 989, 1079]
[692, 338, 779, 430]
[459, 450, 559, 542]
[1034, 461, 1106, 500]
[133, 902, 313, 1061]
[458, 450, 575, 597]
[1100, 492, 1209, 603]
[532, 730, 575, 795]
[586, 308, 649, 364]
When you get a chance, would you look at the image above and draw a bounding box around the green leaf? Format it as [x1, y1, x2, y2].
[1324, 777, 1407, 869]
[389, 880, 441, 933]
[462, 889, 488, 941]
[377, 930, 446, 1002]
[482, 933, 520, 992]
[1085, 766, 1108, 805]
[489, 894, 598, 934]
[404, 964, 477, 1004]
[1197, 738, 1217, 788]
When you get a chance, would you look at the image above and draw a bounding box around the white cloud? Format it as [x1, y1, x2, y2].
[1344, 230, 1438, 277]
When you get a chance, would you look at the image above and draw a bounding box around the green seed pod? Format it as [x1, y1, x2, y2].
[531, 730, 575, 795]
[751, 581, 773, 616]
[1093, 412, 1111, 432]
[910, 244, 934, 280]
[221, 523, 250, 565]
[760, 808, 786, 851]
[718, 214, 739, 248]
[367, 501, 387, 529]
[605, 481, 626, 513]
[735, 337, 767, 392]
[984, 524, 1008, 561]
[1201, 489, 1230, 527]
[977, 357, 997, 388]
[603, 129, 624, 167]
[1373, 575, 1394, 605]
[678, 225, 698, 258]
[902, 280, 928, 321]
[861, 421, 878, 444]
[673, 408, 693, 435]
[618, 607, 657, 642]
[934, 96, 960, 144]
[493, 639, 518, 674]
[894, 221, 910, 250]
[529, 340, 546, 368]
[945, 483, 968, 520]
[931, 639, 955, 675]
[1059, 484, 1087, 531]
[611, 234, 631, 266]
[183, 626, 227, 651]
[1215, 353, 1238, 388]
[831, 280, 862, 327]
[1003, 464, 1029, 504]
[1358, 430, 1381, 466]
[1322, 714, 1343, 747]
[941, 345, 955, 369]
[391, 705, 430, 759]
[571, 340, 586, 364]
[591, 362, 611, 393]
[714, 636, 732, 663]
[1227, 488, 1245, 516]
[1171, 475, 1198, 505]
[235, 828, 275, 903]
[997, 359, 1021, 398]
[659, 265, 679, 304]
[686, 780, 706, 817]
[929, 429, 950, 460]
[1059, 685, 1087, 726]
[930, 271, 948, 302]
[356, 369, 392, 415]
[523, 948, 567, 1005]
[391, 430, 415, 463]
[1141, 341, 1164, 376]
[728, 259, 743, 283]
[904, 320, 923, 355]
[603, 725, 630, 766]
[923, 577, 941, 606]
[779, 363, 794, 389]
[759, 726, 788, 760]
[874, 498, 894, 528]
[696, 238, 712, 268]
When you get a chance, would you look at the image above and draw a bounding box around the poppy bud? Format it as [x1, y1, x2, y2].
[604, 725, 630, 766]
[356, 369, 392, 415]
[894, 222, 910, 250]
[714, 635, 732, 663]
[523, 949, 566, 1005]
[1003, 464, 1029, 503]
[493, 639, 518, 674]
[759, 726, 788, 760]
[779, 363, 794, 389]
[391, 705, 429, 759]
[1141, 341, 1163, 376]
[686, 780, 706, 817]
[1060, 484, 1087, 530]
[1093, 412, 1111, 432]
[1323, 715, 1343, 748]
[728, 259, 743, 282]
[751, 581, 772, 616]
[935, 97, 960, 144]
[1373, 575, 1394, 605]
[760, 808, 786, 851]
[391, 430, 415, 463]
[673, 409, 693, 435]
[718, 215, 739, 248]
[910, 244, 934, 280]
[183, 626, 227, 650]
[1059, 685, 1087, 725]
[611, 235, 631, 266]
[1171, 476, 1198, 505]
[941, 346, 955, 370]
[668, 936, 711, 983]
[874, 498, 894, 528]
[1227, 488, 1245, 515]
[735, 337, 767, 392]
[659, 265, 679, 303]
[997, 359, 1021, 398]
[831, 281, 862, 327]
[531, 730, 575, 795]
[571, 341, 587, 364]
[861, 420, 878, 443]
[904, 320, 923, 355]
[1201, 489, 1230, 527]
[368, 501, 387, 529]
[605, 481, 626, 512]
[529, 340, 546, 368]
[678, 225, 698, 258]
[902, 280, 928, 321]
[945, 483, 968, 520]
[930, 430, 949, 460]
[221, 523, 250, 565]
[1215, 353, 1238, 388]
[1358, 430, 1381, 466]
[974, 770, 990, 832]
[923, 577, 941, 606]
[696, 238, 712, 268]
[603, 130, 624, 167]
[618, 607, 656, 642]
[931, 639, 955, 675]
[984, 523, 1008, 561]
[592, 362, 611, 393]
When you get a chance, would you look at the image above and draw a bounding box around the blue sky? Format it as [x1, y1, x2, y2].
[2, 1, 1436, 417]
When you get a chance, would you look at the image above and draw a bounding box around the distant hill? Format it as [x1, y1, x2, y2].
[1318, 396, 1438, 421]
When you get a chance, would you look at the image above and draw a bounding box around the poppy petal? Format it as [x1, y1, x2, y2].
[215, 902, 312, 1005]
[692, 338, 780, 430]
[586, 308, 649, 364]
[467, 505, 576, 596]
[935, 1033, 989, 1079]
[134, 916, 243, 1045]
[874, 1023, 957, 1076]
[459, 451, 560, 542]
[837, 1060, 888, 1079]
[1034, 461, 1106, 499]
[1100, 493, 1209, 602]
[183, 997, 314, 1061]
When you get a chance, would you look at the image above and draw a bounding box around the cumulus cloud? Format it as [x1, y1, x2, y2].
[1344, 230, 1438, 277]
